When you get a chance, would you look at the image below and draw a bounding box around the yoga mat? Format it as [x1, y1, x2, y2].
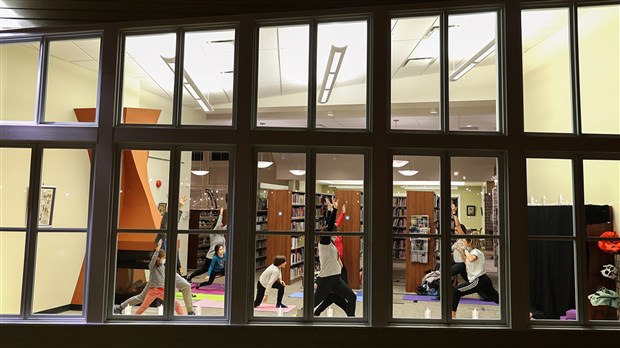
[176, 292, 224, 301]
[194, 298, 225, 309]
[289, 291, 363, 302]
[254, 303, 297, 313]
[403, 294, 498, 305]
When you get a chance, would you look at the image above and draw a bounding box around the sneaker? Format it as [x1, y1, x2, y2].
[187, 311, 196, 315]
[276, 304, 288, 308]
[113, 305, 123, 315]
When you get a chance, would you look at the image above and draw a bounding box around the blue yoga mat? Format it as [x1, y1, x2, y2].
[289, 291, 363, 302]
[403, 294, 498, 305]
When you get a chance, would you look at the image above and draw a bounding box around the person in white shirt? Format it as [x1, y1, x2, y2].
[452, 238, 499, 318]
[254, 255, 288, 308]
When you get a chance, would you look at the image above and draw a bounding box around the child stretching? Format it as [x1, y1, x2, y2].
[254, 255, 288, 308]
[135, 239, 184, 315]
[196, 244, 226, 289]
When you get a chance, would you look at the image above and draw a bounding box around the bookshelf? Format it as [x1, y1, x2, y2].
[256, 191, 268, 270]
[404, 191, 438, 292]
[393, 196, 407, 260]
[266, 190, 306, 283]
[188, 209, 219, 269]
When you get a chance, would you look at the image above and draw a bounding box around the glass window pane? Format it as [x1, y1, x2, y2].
[113, 232, 178, 316]
[181, 150, 229, 317]
[32, 232, 86, 315]
[391, 16, 441, 131]
[0, 148, 31, 228]
[448, 12, 499, 132]
[181, 30, 235, 126]
[391, 155, 441, 319]
[257, 25, 309, 128]
[0, 41, 39, 123]
[44, 38, 101, 123]
[39, 149, 92, 229]
[528, 240, 576, 320]
[526, 159, 574, 236]
[0, 232, 26, 315]
[117, 150, 170, 229]
[522, 9, 573, 133]
[451, 237, 501, 320]
[254, 152, 306, 319]
[315, 153, 364, 318]
[578, 5, 620, 135]
[584, 160, 619, 322]
[316, 21, 367, 129]
[121, 33, 176, 125]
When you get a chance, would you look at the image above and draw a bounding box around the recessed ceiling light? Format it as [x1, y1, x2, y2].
[453, 171, 459, 176]
[462, 176, 466, 180]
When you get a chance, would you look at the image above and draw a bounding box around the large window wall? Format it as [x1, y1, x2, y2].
[1, 1, 618, 337]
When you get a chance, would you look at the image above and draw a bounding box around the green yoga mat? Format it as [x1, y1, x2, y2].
[176, 292, 224, 301]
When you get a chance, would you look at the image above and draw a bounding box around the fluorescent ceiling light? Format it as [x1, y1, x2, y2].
[318, 45, 347, 104]
[392, 160, 409, 168]
[257, 161, 273, 168]
[289, 169, 306, 176]
[449, 40, 495, 81]
[191, 170, 209, 176]
[162, 56, 214, 112]
[398, 169, 419, 176]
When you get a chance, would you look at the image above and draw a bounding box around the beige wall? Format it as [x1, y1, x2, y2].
[584, 160, 620, 230]
[527, 159, 574, 205]
[0, 232, 26, 314]
[0, 43, 39, 122]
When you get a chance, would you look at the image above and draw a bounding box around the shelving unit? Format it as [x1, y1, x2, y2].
[393, 196, 407, 261]
[255, 234, 267, 270]
[266, 190, 306, 283]
[188, 209, 219, 270]
[256, 190, 269, 270]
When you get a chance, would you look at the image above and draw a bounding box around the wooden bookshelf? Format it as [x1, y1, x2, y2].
[266, 190, 305, 283]
[188, 209, 219, 269]
[405, 191, 437, 292]
[393, 196, 407, 260]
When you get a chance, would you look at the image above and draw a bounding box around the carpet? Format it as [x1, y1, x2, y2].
[194, 298, 225, 309]
[403, 294, 498, 305]
[289, 291, 363, 302]
[254, 303, 297, 313]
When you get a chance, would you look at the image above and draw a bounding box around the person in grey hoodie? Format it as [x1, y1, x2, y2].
[134, 239, 185, 315]
[185, 207, 226, 284]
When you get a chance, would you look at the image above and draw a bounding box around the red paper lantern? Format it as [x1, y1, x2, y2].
[156, 179, 162, 188]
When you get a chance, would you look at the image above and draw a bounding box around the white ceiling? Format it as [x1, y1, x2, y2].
[48, 10, 588, 130]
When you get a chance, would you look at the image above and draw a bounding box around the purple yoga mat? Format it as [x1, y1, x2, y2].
[403, 294, 498, 305]
[190, 283, 225, 295]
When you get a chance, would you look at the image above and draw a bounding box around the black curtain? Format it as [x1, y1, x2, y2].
[528, 206, 575, 319]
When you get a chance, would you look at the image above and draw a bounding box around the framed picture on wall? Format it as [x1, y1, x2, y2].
[39, 186, 56, 226]
[466, 205, 476, 216]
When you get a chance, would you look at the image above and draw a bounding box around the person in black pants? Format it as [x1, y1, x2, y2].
[254, 255, 288, 308]
[313, 198, 357, 317]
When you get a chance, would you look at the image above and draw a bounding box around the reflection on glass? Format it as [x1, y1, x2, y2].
[44, 38, 101, 123]
[450, 237, 500, 320]
[528, 240, 576, 320]
[583, 160, 619, 322]
[578, 5, 620, 135]
[257, 25, 310, 128]
[0, 41, 39, 123]
[32, 232, 86, 315]
[118, 150, 170, 230]
[0, 232, 26, 315]
[316, 21, 367, 129]
[448, 12, 498, 132]
[0, 148, 31, 228]
[522, 9, 573, 133]
[181, 30, 235, 126]
[40, 149, 92, 229]
[392, 155, 440, 319]
[314, 153, 364, 318]
[121, 33, 176, 125]
[391, 16, 441, 131]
